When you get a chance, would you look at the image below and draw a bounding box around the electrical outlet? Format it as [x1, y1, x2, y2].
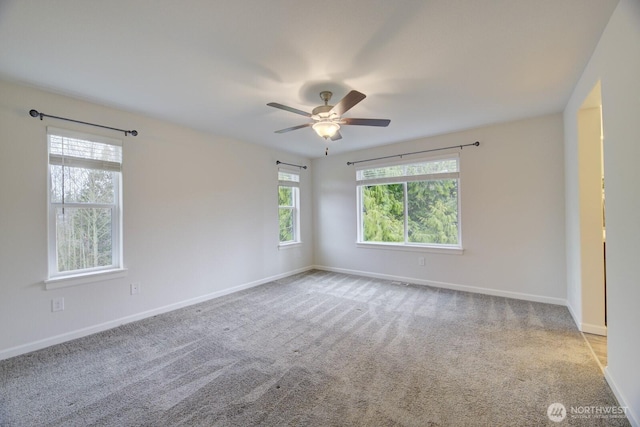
[130, 282, 140, 295]
[52, 297, 65, 312]
[418, 256, 425, 266]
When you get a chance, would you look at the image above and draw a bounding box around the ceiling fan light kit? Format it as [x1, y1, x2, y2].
[267, 89, 390, 151]
[312, 120, 340, 139]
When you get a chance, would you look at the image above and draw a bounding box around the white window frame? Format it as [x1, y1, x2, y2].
[278, 168, 301, 247]
[46, 127, 124, 284]
[355, 153, 463, 253]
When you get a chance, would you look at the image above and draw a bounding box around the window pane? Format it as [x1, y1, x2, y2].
[278, 171, 299, 182]
[278, 186, 293, 207]
[56, 207, 113, 272]
[51, 165, 115, 204]
[49, 134, 122, 164]
[405, 159, 458, 176]
[279, 207, 294, 242]
[357, 165, 404, 181]
[361, 184, 404, 243]
[357, 158, 458, 182]
[407, 179, 458, 244]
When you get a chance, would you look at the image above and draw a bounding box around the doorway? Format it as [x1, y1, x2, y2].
[577, 81, 607, 364]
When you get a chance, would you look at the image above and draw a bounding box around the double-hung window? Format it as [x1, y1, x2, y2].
[47, 127, 123, 278]
[278, 169, 300, 245]
[356, 154, 461, 249]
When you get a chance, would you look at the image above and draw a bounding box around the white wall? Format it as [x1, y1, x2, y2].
[564, 0, 640, 424]
[312, 114, 566, 304]
[0, 80, 313, 359]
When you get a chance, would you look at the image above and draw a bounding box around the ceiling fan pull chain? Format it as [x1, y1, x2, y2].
[325, 147, 329, 156]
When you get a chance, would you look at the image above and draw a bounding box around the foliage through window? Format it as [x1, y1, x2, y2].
[278, 169, 300, 244]
[357, 155, 461, 247]
[47, 128, 122, 277]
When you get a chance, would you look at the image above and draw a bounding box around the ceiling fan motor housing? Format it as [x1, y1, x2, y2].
[312, 91, 336, 119]
[312, 104, 335, 119]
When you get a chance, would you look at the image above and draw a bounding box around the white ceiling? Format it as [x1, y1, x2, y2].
[0, 0, 618, 158]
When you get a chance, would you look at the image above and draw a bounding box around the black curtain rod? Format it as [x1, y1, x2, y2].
[29, 109, 138, 136]
[276, 160, 307, 170]
[347, 141, 480, 166]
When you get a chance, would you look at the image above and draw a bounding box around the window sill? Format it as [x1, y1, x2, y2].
[278, 241, 302, 250]
[356, 242, 464, 255]
[45, 268, 128, 290]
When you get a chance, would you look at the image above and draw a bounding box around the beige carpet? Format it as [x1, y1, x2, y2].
[0, 270, 629, 426]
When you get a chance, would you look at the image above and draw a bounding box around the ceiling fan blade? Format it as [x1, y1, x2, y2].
[330, 90, 366, 116]
[267, 102, 312, 117]
[341, 118, 391, 127]
[330, 131, 342, 141]
[274, 123, 311, 134]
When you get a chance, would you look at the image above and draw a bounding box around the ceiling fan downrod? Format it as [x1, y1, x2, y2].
[319, 91, 333, 105]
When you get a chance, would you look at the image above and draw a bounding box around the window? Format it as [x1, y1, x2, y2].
[47, 127, 123, 278]
[356, 155, 461, 249]
[278, 169, 300, 244]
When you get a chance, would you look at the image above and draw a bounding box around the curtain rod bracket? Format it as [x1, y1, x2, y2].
[29, 109, 138, 137]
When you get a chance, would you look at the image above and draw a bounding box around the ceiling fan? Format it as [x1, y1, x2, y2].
[267, 90, 390, 142]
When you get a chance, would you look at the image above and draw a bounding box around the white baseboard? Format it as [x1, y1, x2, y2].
[313, 265, 567, 306]
[0, 264, 573, 360]
[566, 301, 581, 330]
[604, 367, 640, 427]
[581, 323, 607, 336]
[0, 266, 314, 361]
[565, 302, 608, 336]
